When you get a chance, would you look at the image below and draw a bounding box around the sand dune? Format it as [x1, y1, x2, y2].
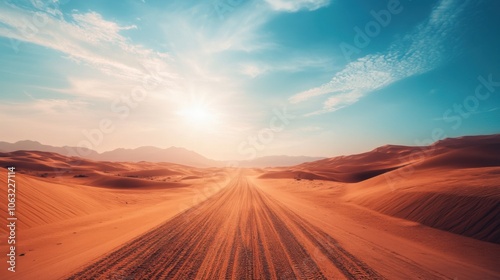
[343, 136, 500, 244]
[0, 153, 222, 231]
[345, 167, 500, 244]
[258, 170, 332, 181]
[0, 135, 499, 279]
[87, 175, 185, 189]
[0, 152, 230, 280]
[0, 168, 112, 229]
[259, 135, 500, 244]
[263, 134, 500, 182]
[259, 144, 421, 183]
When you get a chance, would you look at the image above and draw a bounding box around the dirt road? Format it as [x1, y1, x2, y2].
[66, 172, 383, 279]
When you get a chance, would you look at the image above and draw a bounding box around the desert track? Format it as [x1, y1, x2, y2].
[67, 172, 383, 280]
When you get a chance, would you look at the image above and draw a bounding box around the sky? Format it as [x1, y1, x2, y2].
[0, 0, 499, 160]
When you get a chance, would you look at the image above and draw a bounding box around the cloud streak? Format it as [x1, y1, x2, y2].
[0, 3, 174, 85]
[289, 0, 470, 116]
[264, 0, 331, 12]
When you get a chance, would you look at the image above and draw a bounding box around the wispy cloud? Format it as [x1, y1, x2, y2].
[239, 55, 333, 78]
[72, 12, 137, 42]
[0, 98, 89, 120]
[299, 126, 322, 132]
[290, 0, 470, 115]
[264, 0, 331, 12]
[0, 3, 174, 84]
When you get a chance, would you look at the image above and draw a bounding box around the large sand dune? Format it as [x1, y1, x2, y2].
[260, 135, 500, 244]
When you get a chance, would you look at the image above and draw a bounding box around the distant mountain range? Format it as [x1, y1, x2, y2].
[98, 146, 219, 167]
[0, 140, 101, 159]
[0, 140, 324, 167]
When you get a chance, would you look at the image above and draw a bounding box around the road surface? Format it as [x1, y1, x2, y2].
[67, 172, 383, 279]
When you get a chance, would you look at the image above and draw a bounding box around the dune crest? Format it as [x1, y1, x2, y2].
[261, 134, 500, 243]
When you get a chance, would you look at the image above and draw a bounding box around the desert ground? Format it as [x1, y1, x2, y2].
[0, 135, 499, 279]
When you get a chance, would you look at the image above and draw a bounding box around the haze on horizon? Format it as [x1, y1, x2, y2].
[1, 0, 499, 160]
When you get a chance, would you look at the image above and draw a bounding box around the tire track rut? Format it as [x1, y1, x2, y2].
[66, 172, 383, 280]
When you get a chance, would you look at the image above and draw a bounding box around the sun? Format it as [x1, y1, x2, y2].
[182, 105, 210, 123]
[178, 104, 216, 127]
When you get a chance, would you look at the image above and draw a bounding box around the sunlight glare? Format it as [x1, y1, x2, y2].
[178, 103, 216, 127]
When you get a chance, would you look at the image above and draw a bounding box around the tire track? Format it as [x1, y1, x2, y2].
[66, 172, 383, 280]
[257, 190, 384, 280]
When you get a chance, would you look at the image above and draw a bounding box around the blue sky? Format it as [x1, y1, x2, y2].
[0, 0, 499, 160]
